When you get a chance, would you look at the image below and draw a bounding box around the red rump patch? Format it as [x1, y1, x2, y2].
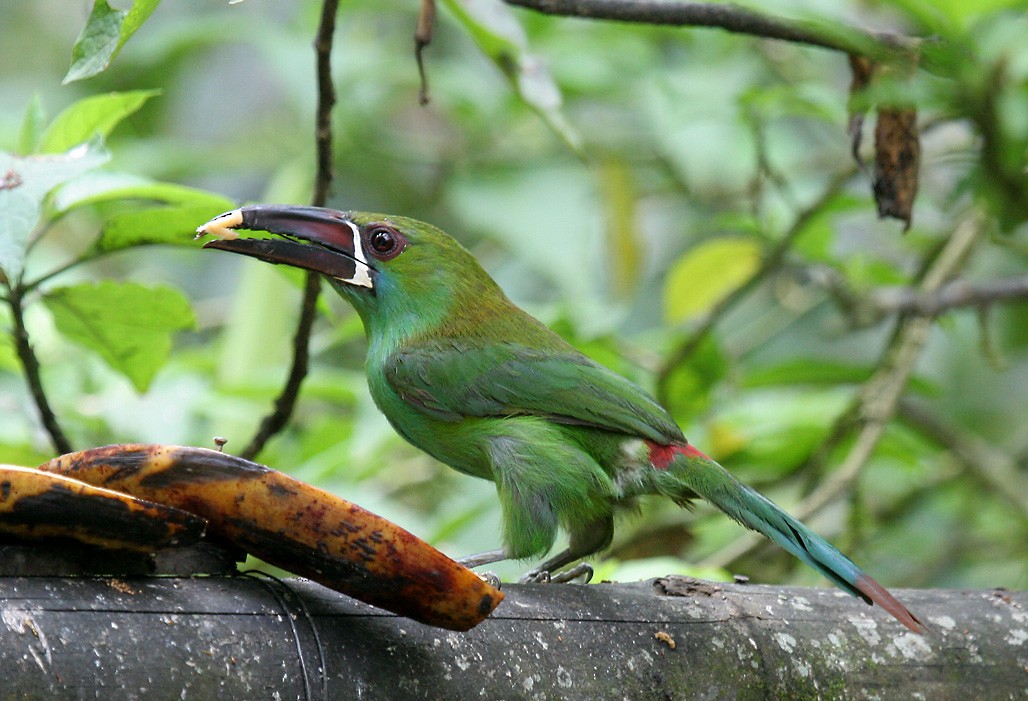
[646, 441, 709, 469]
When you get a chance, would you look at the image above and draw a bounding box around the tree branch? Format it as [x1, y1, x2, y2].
[804, 267, 1028, 328]
[6, 287, 72, 454]
[240, 0, 339, 460]
[869, 273, 1028, 316]
[312, 0, 339, 209]
[2, 571, 1025, 698]
[702, 208, 987, 570]
[504, 0, 920, 61]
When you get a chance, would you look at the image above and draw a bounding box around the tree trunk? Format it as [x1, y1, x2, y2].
[0, 546, 1024, 700]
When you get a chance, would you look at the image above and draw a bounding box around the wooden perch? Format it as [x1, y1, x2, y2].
[1, 545, 1024, 699]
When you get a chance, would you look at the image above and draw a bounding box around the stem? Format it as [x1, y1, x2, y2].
[504, 0, 920, 62]
[240, 0, 338, 460]
[7, 285, 73, 454]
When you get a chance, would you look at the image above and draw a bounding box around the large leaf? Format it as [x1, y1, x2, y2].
[663, 238, 761, 324]
[42, 281, 195, 393]
[441, 0, 580, 152]
[96, 202, 235, 253]
[662, 334, 728, 424]
[39, 90, 160, 154]
[64, 0, 162, 84]
[0, 141, 110, 282]
[48, 173, 232, 220]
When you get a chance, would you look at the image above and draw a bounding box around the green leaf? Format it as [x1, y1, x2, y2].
[441, 0, 581, 152]
[39, 90, 160, 154]
[64, 0, 161, 84]
[42, 281, 195, 393]
[49, 173, 232, 219]
[663, 238, 761, 324]
[95, 202, 235, 253]
[0, 140, 111, 282]
[663, 334, 727, 424]
[17, 94, 47, 156]
[887, 0, 1024, 33]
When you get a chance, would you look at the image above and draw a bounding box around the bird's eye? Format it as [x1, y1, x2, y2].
[365, 224, 405, 259]
[370, 229, 394, 253]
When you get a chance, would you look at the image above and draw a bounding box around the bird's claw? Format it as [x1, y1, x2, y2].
[519, 562, 594, 585]
[520, 569, 551, 584]
[478, 571, 502, 589]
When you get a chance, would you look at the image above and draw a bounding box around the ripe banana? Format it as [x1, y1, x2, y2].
[0, 464, 205, 552]
[37, 444, 503, 631]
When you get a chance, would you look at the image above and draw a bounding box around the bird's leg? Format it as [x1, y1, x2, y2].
[456, 548, 509, 588]
[519, 514, 613, 584]
[529, 562, 594, 584]
[519, 547, 592, 584]
[456, 548, 508, 569]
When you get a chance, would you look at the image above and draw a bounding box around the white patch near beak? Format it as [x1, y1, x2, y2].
[341, 220, 374, 289]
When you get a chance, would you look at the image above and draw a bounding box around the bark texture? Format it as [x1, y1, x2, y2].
[0, 551, 1024, 700]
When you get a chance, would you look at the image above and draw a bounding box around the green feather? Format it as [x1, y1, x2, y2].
[384, 341, 683, 444]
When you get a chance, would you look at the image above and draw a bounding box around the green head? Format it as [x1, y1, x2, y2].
[199, 205, 506, 340]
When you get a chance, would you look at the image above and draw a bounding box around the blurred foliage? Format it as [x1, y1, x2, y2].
[0, 0, 1025, 589]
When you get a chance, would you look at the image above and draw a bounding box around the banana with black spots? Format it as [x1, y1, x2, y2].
[37, 444, 503, 631]
[0, 464, 205, 552]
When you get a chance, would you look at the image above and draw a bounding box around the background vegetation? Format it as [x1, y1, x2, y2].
[1, 0, 1025, 588]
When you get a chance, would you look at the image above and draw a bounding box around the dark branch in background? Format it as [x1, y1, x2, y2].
[7, 287, 72, 454]
[312, 0, 339, 209]
[868, 274, 1028, 315]
[504, 0, 921, 62]
[804, 268, 1028, 328]
[655, 167, 855, 406]
[240, 0, 339, 461]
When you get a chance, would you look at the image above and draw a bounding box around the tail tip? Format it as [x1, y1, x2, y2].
[854, 574, 925, 635]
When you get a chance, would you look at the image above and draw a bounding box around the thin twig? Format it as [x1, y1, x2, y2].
[801, 268, 1028, 329]
[312, 0, 339, 208]
[655, 168, 855, 405]
[505, 0, 920, 61]
[869, 274, 1028, 316]
[240, 0, 338, 460]
[701, 208, 986, 570]
[7, 286, 72, 454]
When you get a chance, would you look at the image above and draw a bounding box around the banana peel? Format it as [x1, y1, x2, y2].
[37, 444, 503, 631]
[0, 464, 205, 552]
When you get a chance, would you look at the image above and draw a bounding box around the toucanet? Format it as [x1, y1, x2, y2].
[198, 205, 922, 633]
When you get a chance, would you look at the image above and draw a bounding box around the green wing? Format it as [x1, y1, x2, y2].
[383, 341, 684, 444]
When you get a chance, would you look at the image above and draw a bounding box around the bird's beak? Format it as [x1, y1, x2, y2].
[197, 205, 374, 289]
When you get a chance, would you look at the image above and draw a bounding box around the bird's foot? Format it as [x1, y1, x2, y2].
[519, 562, 594, 585]
[477, 571, 502, 589]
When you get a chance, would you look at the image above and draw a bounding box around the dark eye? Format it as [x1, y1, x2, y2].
[365, 224, 405, 259]
[370, 228, 394, 252]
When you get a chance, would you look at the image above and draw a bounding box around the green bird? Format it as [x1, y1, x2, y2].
[199, 204, 922, 633]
